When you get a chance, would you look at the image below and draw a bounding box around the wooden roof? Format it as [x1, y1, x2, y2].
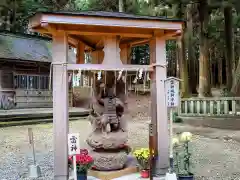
[31, 10, 183, 22]
[29, 11, 183, 49]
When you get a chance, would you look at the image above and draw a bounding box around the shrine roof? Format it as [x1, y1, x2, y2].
[28, 11, 183, 49]
[31, 10, 183, 22]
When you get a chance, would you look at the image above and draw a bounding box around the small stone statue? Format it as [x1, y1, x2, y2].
[89, 84, 127, 134]
[87, 71, 129, 171]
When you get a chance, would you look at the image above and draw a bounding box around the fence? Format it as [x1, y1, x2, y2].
[179, 97, 240, 116]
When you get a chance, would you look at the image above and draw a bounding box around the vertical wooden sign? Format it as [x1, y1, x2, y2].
[149, 123, 154, 180]
[68, 133, 80, 180]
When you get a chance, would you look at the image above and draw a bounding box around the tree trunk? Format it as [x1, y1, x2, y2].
[119, 0, 124, 12]
[186, 4, 197, 95]
[231, 57, 240, 95]
[198, 0, 212, 97]
[10, 0, 17, 32]
[224, 6, 234, 91]
[217, 48, 223, 87]
[176, 43, 180, 79]
[173, 3, 189, 97]
[178, 29, 190, 97]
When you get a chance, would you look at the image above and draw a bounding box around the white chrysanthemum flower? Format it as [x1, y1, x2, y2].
[180, 132, 193, 142]
[172, 137, 179, 146]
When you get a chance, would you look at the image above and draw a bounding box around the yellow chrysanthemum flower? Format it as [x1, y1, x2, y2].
[133, 148, 150, 160]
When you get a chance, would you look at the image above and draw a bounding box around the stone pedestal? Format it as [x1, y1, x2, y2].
[87, 131, 128, 149]
[90, 151, 128, 171]
[87, 131, 128, 171]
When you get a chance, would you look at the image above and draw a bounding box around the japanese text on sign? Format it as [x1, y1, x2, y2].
[165, 78, 179, 107]
[68, 133, 80, 155]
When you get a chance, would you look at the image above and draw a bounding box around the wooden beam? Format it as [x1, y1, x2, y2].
[30, 27, 87, 48]
[66, 29, 153, 38]
[41, 23, 57, 34]
[69, 35, 96, 50]
[120, 38, 144, 45]
[130, 39, 150, 47]
[67, 64, 153, 71]
[32, 24, 153, 38]
[33, 14, 183, 30]
[76, 42, 85, 64]
[129, 30, 181, 46]
[68, 36, 78, 47]
[28, 13, 42, 29]
[163, 30, 181, 39]
[96, 39, 103, 48]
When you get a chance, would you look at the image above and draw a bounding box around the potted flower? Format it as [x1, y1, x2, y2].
[68, 149, 94, 180]
[174, 132, 194, 180]
[133, 148, 151, 178]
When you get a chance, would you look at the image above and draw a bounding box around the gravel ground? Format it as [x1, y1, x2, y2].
[1, 95, 240, 180]
[1, 120, 240, 180]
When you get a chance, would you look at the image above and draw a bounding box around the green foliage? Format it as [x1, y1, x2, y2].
[74, 0, 90, 10]
[1, 0, 240, 97]
[173, 111, 183, 123]
[173, 136, 194, 176]
[131, 44, 149, 65]
[84, 0, 118, 11]
[220, 87, 234, 97]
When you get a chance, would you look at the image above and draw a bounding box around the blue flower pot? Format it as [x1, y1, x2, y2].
[77, 173, 87, 180]
[178, 174, 194, 180]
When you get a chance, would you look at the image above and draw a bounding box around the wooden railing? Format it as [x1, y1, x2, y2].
[14, 90, 73, 109]
[179, 97, 240, 116]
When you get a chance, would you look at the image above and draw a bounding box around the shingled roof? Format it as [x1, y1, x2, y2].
[0, 31, 76, 63]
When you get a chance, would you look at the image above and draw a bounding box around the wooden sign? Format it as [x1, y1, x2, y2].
[165, 77, 180, 108]
[68, 133, 80, 156]
[149, 123, 154, 180]
[28, 128, 33, 145]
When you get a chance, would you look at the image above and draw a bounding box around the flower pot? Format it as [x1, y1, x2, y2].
[77, 173, 87, 180]
[140, 170, 150, 178]
[178, 174, 194, 180]
[69, 169, 74, 177]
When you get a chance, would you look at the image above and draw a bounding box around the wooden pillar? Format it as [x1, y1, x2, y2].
[127, 45, 132, 64]
[150, 36, 169, 176]
[91, 51, 98, 64]
[52, 31, 69, 180]
[102, 36, 122, 65]
[98, 50, 104, 64]
[77, 41, 85, 64]
[91, 50, 104, 64]
[120, 44, 128, 64]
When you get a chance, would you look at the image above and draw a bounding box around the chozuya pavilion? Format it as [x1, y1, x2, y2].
[28, 11, 183, 180]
